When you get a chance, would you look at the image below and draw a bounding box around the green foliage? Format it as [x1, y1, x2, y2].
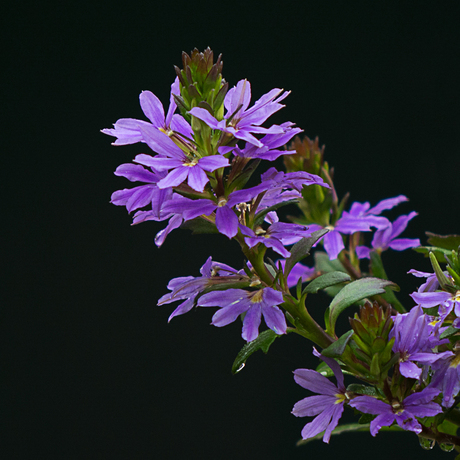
[231, 329, 280, 374]
[302, 271, 351, 295]
[180, 217, 219, 234]
[313, 251, 348, 297]
[296, 422, 403, 446]
[284, 229, 329, 277]
[324, 278, 399, 335]
[321, 330, 354, 358]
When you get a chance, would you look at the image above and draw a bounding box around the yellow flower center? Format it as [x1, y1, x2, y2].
[250, 290, 264, 304]
[450, 353, 460, 368]
[183, 159, 199, 167]
[391, 400, 404, 414]
[217, 197, 228, 207]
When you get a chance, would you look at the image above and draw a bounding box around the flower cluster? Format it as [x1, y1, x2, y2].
[106, 48, 460, 453]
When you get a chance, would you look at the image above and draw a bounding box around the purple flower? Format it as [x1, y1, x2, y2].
[409, 269, 460, 321]
[110, 163, 172, 215]
[189, 79, 290, 148]
[239, 218, 311, 258]
[356, 212, 420, 259]
[160, 189, 258, 239]
[197, 287, 286, 342]
[292, 348, 347, 443]
[158, 257, 241, 322]
[389, 306, 450, 379]
[135, 151, 229, 193]
[342, 195, 408, 229]
[278, 259, 315, 288]
[308, 217, 374, 260]
[102, 78, 192, 145]
[132, 211, 183, 248]
[430, 351, 460, 408]
[349, 387, 442, 436]
[309, 196, 410, 260]
[411, 289, 460, 320]
[260, 167, 330, 192]
[222, 122, 302, 160]
[408, 269, 440, 293]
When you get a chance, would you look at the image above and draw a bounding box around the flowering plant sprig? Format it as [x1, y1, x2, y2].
[105, 48, 460, 456]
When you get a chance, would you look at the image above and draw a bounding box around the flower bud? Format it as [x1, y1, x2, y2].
[348, 301, 395, 382]
[174, 47, 228, 120]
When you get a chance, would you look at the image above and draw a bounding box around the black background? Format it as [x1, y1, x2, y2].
[2, 1, 460, 459]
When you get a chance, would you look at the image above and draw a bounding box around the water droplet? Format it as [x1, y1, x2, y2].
[418, 437, 435, 450]
[235, 363, 245, 373]
[439, 442, 455, 452]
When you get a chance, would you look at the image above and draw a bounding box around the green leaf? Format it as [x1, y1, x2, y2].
[426, 232, 460, 251]
[429, 252, 456, 292]
[325, 277, 399, 335]
[358, 414, 376, 424]
[296, 423, 370, 445]
[314, 251, 348, 274]
[315, 360, 354, 378]
[438, 419, 459, 436]
[414, 246, 452, 262]
[347, 384, 378, 396]
[303, 271, 351, 294]
[321, 330, 354, 358]
[180, 217, 218, 234]
[315, 360, 335, 377]
[314, 251, 348, 297]
[296, 422, 404, 446]
[231, 329, 280, 374]
[440, 326, 460, 339]
[284, 229, 329, 277]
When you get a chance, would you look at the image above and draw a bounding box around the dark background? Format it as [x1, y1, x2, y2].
[2, 1, 459, 459]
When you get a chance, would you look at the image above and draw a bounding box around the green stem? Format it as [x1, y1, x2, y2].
[445, 408, 460, 427]
[248, 246, 273, 286]
[420, 425, 460, 448]
[339, 252, 360, 280]
[282, 296, 334, 349]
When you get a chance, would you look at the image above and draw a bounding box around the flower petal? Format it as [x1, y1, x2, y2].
[140, 90, 165, 127]
[262, 305, 287, 335]
[242, 305, 262, 342]
[215, 206, 238, 239]
[293, 369, 339, 396]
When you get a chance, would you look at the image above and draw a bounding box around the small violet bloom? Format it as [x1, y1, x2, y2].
[309, 195, 410, 260]
[135, 151, 229, 193]
[239, 213, 311, 258]
[349, 387, 442, 436]
[292, 348, 347, 443]
[220, 122, 302, 160]
[197, 287, 287, 342]
[102, 77, 191, 145]
[158, 257, 241, 322]
[356, 212, 420, 259]
[342, 195, 409, 229]
[411, 288, 460, 322]
[389, 306, 451, 379]
[278, 259, 315, 288]
[430, 350, 460, 408]
[189, 79, 290, 148]
[110, 163, 172, 215]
